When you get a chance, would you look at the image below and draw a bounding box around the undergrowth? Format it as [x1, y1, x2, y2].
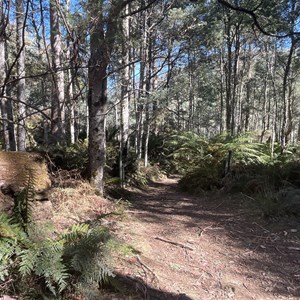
[0, 214, 114, 298]
[0, 168, 116, 299]
[171, 131, 300, 218]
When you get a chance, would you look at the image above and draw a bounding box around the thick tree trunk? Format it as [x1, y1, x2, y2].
[50, 0, 65, 143]
[88, 0, 108, 195]
[16, 0, 26, 151]
[88, 64, 107, 194]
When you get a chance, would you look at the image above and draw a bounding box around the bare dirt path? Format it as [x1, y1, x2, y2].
[111, 177, 300, 300]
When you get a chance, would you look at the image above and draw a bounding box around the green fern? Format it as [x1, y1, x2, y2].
[0, 214, 24, 282]
[12, 167, 36, 233]
[0, 215, 113, 297]
[62, 224, 113, 286]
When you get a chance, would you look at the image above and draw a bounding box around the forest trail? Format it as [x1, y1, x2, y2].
[111, 177, 300, 300]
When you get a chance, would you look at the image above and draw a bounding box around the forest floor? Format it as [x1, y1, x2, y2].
[105, 177, 300, 300]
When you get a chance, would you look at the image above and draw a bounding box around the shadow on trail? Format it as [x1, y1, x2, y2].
[124, 178, 300, 299]
[111, 273, 193, 300]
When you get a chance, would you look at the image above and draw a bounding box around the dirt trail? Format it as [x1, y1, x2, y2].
[112, 177, 300, 300]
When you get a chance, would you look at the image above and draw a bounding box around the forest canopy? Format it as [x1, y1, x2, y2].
[1, 0, 300, 191]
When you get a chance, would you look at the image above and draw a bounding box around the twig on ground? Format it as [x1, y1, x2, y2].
[198, 225, 222, 237]
[125, 210, 152, 214]
[241, 193, 256, 201]
[199, 225, 213, 237]
[275, 246, 287, 256]
[288, 247, 300, 251]
[137, 255, 157, 279]
[253, 222, 270, 233]
[210, 199, 226, 210]
[155, 236, 194, 251]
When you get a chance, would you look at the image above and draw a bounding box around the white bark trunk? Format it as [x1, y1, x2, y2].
[16, 0, 26, 151]
[120, 5, 130, 186]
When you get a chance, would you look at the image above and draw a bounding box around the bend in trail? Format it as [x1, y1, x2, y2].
[112, 177, 300, 300]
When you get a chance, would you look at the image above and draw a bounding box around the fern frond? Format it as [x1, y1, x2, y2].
[61, 223, 90, 244]
[62, 225, 112, 284]
[12, 167, 37, 233]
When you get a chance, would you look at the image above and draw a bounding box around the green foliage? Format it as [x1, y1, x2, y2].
[255, 188, 281, 218]
[256, 187, 300, 218]
[179, 164, 222, 193]
[165, 131, 210, 173]
[12, 168, 36, 233]
[0, 215, 113, 298]
[41, 140, 88, 173]
[0, 214, 25, 282]
[105, 239, 138, 257]
[127, 162, 165, 187]
[19, 239, 68, 295]
[62, 223, 113, 286]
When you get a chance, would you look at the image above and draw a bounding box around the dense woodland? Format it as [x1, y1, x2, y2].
[0, 0, 300, 188]
[1, 0, 300, 298]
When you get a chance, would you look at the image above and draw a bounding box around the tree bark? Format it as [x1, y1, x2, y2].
[0, 0, 10, 150]
[16, 0, 26, 151]
[88, 0, 127, 194]
[120, 4, 130, 187]
[50, 0, 65, 143]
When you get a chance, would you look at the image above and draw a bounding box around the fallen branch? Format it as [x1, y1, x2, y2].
[155, 236, 194, 251]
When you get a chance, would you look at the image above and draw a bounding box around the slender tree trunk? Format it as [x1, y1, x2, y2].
[188, 49, 194, 131]
[119, 4, 130, 187]
[224, 16, 232, 133]
[143, 14, 153, 167]
[66, 44, 76, 144]
[5, 81, 16, 150]
[219, 49, 225, 134]
[16, 0, 26, 151]
[244, 45, 253, 132]
[65, 0, 76, 144]
[260, 42, 271, 142]
[136, 6, 147, 160]
[231, 24, 240, 135]
[281, 37, 295, 153]
[0, 1, 9, 150]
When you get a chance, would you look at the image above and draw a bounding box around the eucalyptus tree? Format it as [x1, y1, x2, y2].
[87, 0, 137, 194]
[0, 0, 7, 148]
[16, 0, 26, 151]
[50, 0, 65, 143]
[217, 0, 300, 147]
[0, 0, 12, 150]
[119, 3, 131, 186]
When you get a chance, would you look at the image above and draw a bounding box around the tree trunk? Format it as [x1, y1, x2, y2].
[136, 11, 147, 160]
[16, 0, 26, 151]
[0, 0, 9, 150]
[87, 0, 124, 194]
[50, 0, 65, 143]
[119, 4, 130, 187]
[281, 38, 294, 153]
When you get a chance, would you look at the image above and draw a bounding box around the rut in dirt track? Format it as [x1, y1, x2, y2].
[114, 177, 300, 300]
